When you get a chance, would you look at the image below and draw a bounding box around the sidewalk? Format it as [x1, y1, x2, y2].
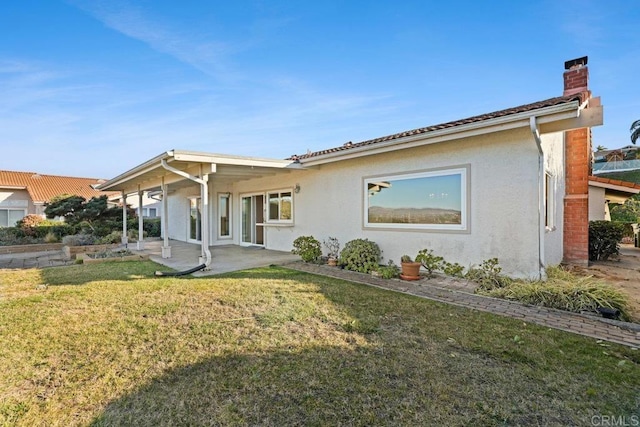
[286, 262, 640, 349]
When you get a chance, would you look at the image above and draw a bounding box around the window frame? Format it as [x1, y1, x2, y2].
[266, 189, 294, 224]
[0, 208, 27, 227]
[545, 171, 556, 231]
[218, 193, 232, 239]
[363, 166, 469, 232]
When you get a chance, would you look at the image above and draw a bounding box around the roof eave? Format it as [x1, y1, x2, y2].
[97, 149, 302, 192]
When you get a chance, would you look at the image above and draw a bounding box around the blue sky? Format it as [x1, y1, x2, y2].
[1, 1, 638, 179]
[369, 174, 462, 211]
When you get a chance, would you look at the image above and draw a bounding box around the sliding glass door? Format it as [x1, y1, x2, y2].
[241, 194, 264, 246]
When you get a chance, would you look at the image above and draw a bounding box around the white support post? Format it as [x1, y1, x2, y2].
[161, 177, 171, 258]
[137, 186, 145, 250]
[121, 191, 128, 247]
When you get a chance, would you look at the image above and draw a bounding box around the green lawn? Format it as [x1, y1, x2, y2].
[1, 261, 638, 426]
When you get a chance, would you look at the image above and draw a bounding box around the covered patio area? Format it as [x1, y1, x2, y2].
[141, 239, 300, 276]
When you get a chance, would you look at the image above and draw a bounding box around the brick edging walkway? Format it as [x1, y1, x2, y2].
[285, 262, 640, 349]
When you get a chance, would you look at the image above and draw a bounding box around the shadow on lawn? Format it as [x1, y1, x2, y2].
[89, 343, 586, 427]
[86, 268, 617, 426]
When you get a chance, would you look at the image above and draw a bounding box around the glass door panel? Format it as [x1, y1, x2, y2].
[189, 197, 202, 242]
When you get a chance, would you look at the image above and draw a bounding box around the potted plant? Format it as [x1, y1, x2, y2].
[323, 237, 340, 266]
[400, 254, 421, 280]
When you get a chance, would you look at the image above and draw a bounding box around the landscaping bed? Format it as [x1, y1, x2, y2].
[77, 249, 149, 264]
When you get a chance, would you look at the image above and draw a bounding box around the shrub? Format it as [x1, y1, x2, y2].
[339, 238, 380, 273]
[43, 232, 59, 243]
[62, 234, 97, 246]
[589, 221, 625, 261]
[375, 260, 400, 279]
[143, 218, 162, 237]
[466, 258, 512, 291]
[415, 249, 444, 278]
[292, 236, 322, 262]
[16, 214, 45, 236]
[443, 261, 465, 278]
[0, 227, 26, 246]
[98, 231, 123, 244]
[323, 237, 340, 259]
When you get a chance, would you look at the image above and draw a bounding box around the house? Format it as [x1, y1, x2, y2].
[0, 170, 116, 226]
[589, 176, 640, 221]
[97, 57, 603, 279]
[0, 170, 163, 228]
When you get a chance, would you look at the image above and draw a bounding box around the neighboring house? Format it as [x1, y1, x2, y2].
[98, 57, 603, 279]
[109, 191, 163, 219]
[593, 145, 640, 175]
[588, 176, 640, 221]
[0, 170, 116, 227]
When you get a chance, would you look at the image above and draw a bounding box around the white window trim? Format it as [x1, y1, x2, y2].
[266, 189, 294, 224]
[363, 166, 469, 232]
[545, 171, 557, 231]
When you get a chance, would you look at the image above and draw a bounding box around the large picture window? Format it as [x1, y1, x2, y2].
[364, 166, 469, 231]
[0, 209, 26, 227]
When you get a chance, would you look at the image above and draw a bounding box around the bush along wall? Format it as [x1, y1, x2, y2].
[589, 220, 625, 261]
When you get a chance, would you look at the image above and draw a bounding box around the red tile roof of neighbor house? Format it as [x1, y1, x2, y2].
[0, 170, 117, 203]
[289, 94, 587, 161]
[589, 175, 640, 191]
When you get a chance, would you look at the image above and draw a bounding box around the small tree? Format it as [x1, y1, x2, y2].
[610, 194, 640, 223]
[631, 119, 640, 145]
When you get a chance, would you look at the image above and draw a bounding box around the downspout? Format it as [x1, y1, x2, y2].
[160, 159, 212, 268]
[529, 116, 547, 280]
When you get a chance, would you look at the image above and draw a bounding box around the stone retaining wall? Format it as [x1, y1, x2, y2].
[0, 243, 63, 254]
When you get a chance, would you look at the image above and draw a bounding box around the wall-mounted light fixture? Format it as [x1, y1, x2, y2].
[294, 183, 301, 194]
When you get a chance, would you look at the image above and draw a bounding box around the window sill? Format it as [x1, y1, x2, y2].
[260, 222, 294, 228]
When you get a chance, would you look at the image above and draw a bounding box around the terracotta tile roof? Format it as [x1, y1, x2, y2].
[589, 175, 640, 191]
[289, 94, 586, 161]
[0, 170, 117, 203]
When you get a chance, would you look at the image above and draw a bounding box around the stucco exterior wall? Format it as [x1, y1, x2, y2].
[229, 127, 545, 278]
[167, 186, 200, 242]
[0, 189, 31, 225]
[589, 186, 607, 221]
[541, 132, 565, 268]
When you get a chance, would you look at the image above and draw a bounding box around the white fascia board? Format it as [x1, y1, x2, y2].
[96, 151, 172, 191]
[301, 102, 580, 167]
[589, 181, 640, 194]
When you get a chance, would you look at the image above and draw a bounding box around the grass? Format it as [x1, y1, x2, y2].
[0, 261, 639, 426]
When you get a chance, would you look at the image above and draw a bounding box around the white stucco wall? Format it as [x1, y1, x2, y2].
[541, 132, 565, 268]
[0, 189, 31, 225]
[157, 126, 568, 278]
[589, 186, 607, 221]
[227, 127, 547, 278]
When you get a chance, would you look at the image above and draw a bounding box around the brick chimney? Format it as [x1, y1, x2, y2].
[563, 56, 589, 96]
[563, 56, 591, 266]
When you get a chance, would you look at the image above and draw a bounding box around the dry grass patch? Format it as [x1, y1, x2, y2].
[0, 262, 638, 426]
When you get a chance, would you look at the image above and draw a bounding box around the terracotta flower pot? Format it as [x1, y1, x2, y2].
[327, 257, 338, 266]
[400, 261, 421, 280]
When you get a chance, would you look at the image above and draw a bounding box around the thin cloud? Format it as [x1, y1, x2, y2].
[68, 0, 243, 82]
